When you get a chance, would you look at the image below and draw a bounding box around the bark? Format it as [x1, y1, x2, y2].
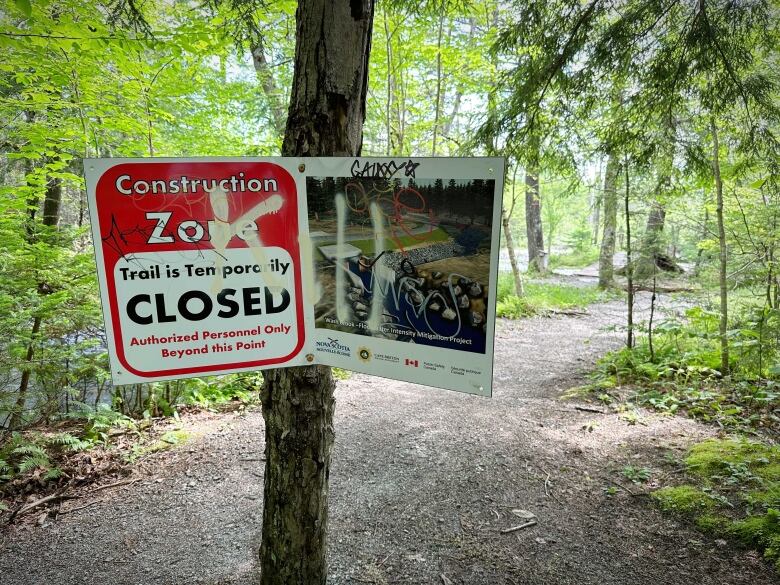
[711, 115, 729, 375]
[598, 155, 619, 288]
[624, 157, 634, 349]
[251, 35, 288, 138]
[525, 135, 545, 273]
[525, 167, 545, 272]
[502, 208, 524, 297]
[431, 13, 446, 156]
[281, 1, 373, 159]
[261, 2, 374, 583]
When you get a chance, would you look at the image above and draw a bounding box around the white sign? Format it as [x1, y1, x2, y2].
[86, 157, 504, 396]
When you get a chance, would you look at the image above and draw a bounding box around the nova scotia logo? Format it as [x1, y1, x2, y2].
[315, 337, 351, 357]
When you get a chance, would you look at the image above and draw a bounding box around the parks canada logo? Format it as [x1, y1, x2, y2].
[357, 346, 372, 363]
[315, 337, 350, 357]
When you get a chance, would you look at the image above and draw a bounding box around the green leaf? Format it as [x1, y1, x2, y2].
[14, 0, 32, 17]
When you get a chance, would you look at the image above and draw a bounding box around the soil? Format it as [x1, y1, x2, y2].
[0, 292, 777, 585]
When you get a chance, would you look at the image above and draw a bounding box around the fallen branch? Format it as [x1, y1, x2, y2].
[7, 491, 79, 524]
[574, 405, 606, 414]
[58, 500, 101, 516]
[501, 519, 537, 533]
[89, 478, 141, 494]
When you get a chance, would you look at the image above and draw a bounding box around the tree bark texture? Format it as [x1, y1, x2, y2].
[251, 35, 288, 138]
[525, 161, 545, 272]
[711, 115, 729, 375]
[281, 0, 374, 159]
[502, 207, 524, 297]
[260, 2, 374, 584]
[598, 155, 619, 288]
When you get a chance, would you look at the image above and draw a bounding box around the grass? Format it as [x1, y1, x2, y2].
[549, 246, 600, 269]
[496, 272, 606, 318]
[652, 438, 780, 572]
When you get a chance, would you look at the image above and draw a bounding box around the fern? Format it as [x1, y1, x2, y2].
[17, 453, 51, 474]
[0, 458, 11, 480]
[43, 467, 62, 480]
[12, 443, 48, 458]
[48, 432, 90, 452]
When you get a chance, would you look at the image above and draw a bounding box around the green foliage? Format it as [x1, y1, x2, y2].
[496, 274, 605, 318]
[549, 246, 600, 269]
[654, 486, 715, 514]
[588, 301, 780, 431]
[622, 465, 651, 484]
[0, 430, 93, 484]
[654, 438, 780, 571]
[66, 403, 137, 444]
[180, 373, 261, 408]
[332, 368, 353, 381]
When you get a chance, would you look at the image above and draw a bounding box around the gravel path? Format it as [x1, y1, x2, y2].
[1, 294, 776, 585]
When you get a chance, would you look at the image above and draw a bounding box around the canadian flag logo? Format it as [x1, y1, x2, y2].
[404, 359, 418, 367]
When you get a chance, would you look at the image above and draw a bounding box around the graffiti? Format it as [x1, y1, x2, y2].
[308, 174, 495, 354]
[350, 158, 420, 179]
[343, 180, 435, 252]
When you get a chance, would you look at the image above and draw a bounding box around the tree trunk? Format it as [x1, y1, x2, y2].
[525, 138, 545, 273]
[598, 155, 619, 288]
[431, 13, 446, 156]
[251, 34, 287, 138]
[624, 156, 634, 349]
[711, 115, 729, 375]
[502, 207, 524, 297]
[260, 2, 374, 583]
[10, 175, 62, 430]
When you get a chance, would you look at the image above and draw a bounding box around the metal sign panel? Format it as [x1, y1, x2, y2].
[86, 157, 503, 396]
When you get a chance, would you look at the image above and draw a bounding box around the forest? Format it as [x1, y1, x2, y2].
[0, 1, 779, 584]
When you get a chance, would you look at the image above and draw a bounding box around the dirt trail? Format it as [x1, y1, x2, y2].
[1, 294, 776, 585]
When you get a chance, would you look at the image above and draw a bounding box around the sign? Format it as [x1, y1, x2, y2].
[86, 157, 503, 396]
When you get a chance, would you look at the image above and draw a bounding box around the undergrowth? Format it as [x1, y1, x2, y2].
[583, 304, 780, 432]
[653, 438, 780, 571]
[496, 273, 606, 318]
[0, 373, 262, 502]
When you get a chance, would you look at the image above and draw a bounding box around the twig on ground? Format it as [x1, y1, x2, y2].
[7, 491, 79, 523]
[501, 519, 537, 533]
[58, 500, 101, 516]
[574, 405, 606, 414]
[89, 478, 141, 493]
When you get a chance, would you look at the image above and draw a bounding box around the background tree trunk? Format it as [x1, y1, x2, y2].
[260, 2, 374, 584]
[598, 155, 619, 288]
[251, 34, 287, 138]
[525, 137, 545, 273]
[10, 175, 62, 430]
[711, 115, 730, 375]
[502, 207, 524, 297]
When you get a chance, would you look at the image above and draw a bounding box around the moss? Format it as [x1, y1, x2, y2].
[653, 485, 714, 515]
[695, 513, 729, 534]
[746, 486, 780, 509]
[685, 438, 779, 479]
[727, 509, 780, 550]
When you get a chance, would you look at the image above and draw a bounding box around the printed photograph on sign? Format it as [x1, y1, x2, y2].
[307, 175, 494, 354]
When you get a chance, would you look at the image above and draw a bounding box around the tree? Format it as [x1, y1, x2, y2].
[259, 2, 374, 583]
[597, 155, 619, 288]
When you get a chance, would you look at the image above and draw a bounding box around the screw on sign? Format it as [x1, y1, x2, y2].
[86, 159, 307, 384]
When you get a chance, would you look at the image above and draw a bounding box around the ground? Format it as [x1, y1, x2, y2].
[0, 293, 777, 585]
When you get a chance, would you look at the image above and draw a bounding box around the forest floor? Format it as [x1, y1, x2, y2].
[1, 288, 777, 585]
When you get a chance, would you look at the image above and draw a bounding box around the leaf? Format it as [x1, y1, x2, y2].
[14, 0, 32, 17]
[511, 509, 537, 520]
